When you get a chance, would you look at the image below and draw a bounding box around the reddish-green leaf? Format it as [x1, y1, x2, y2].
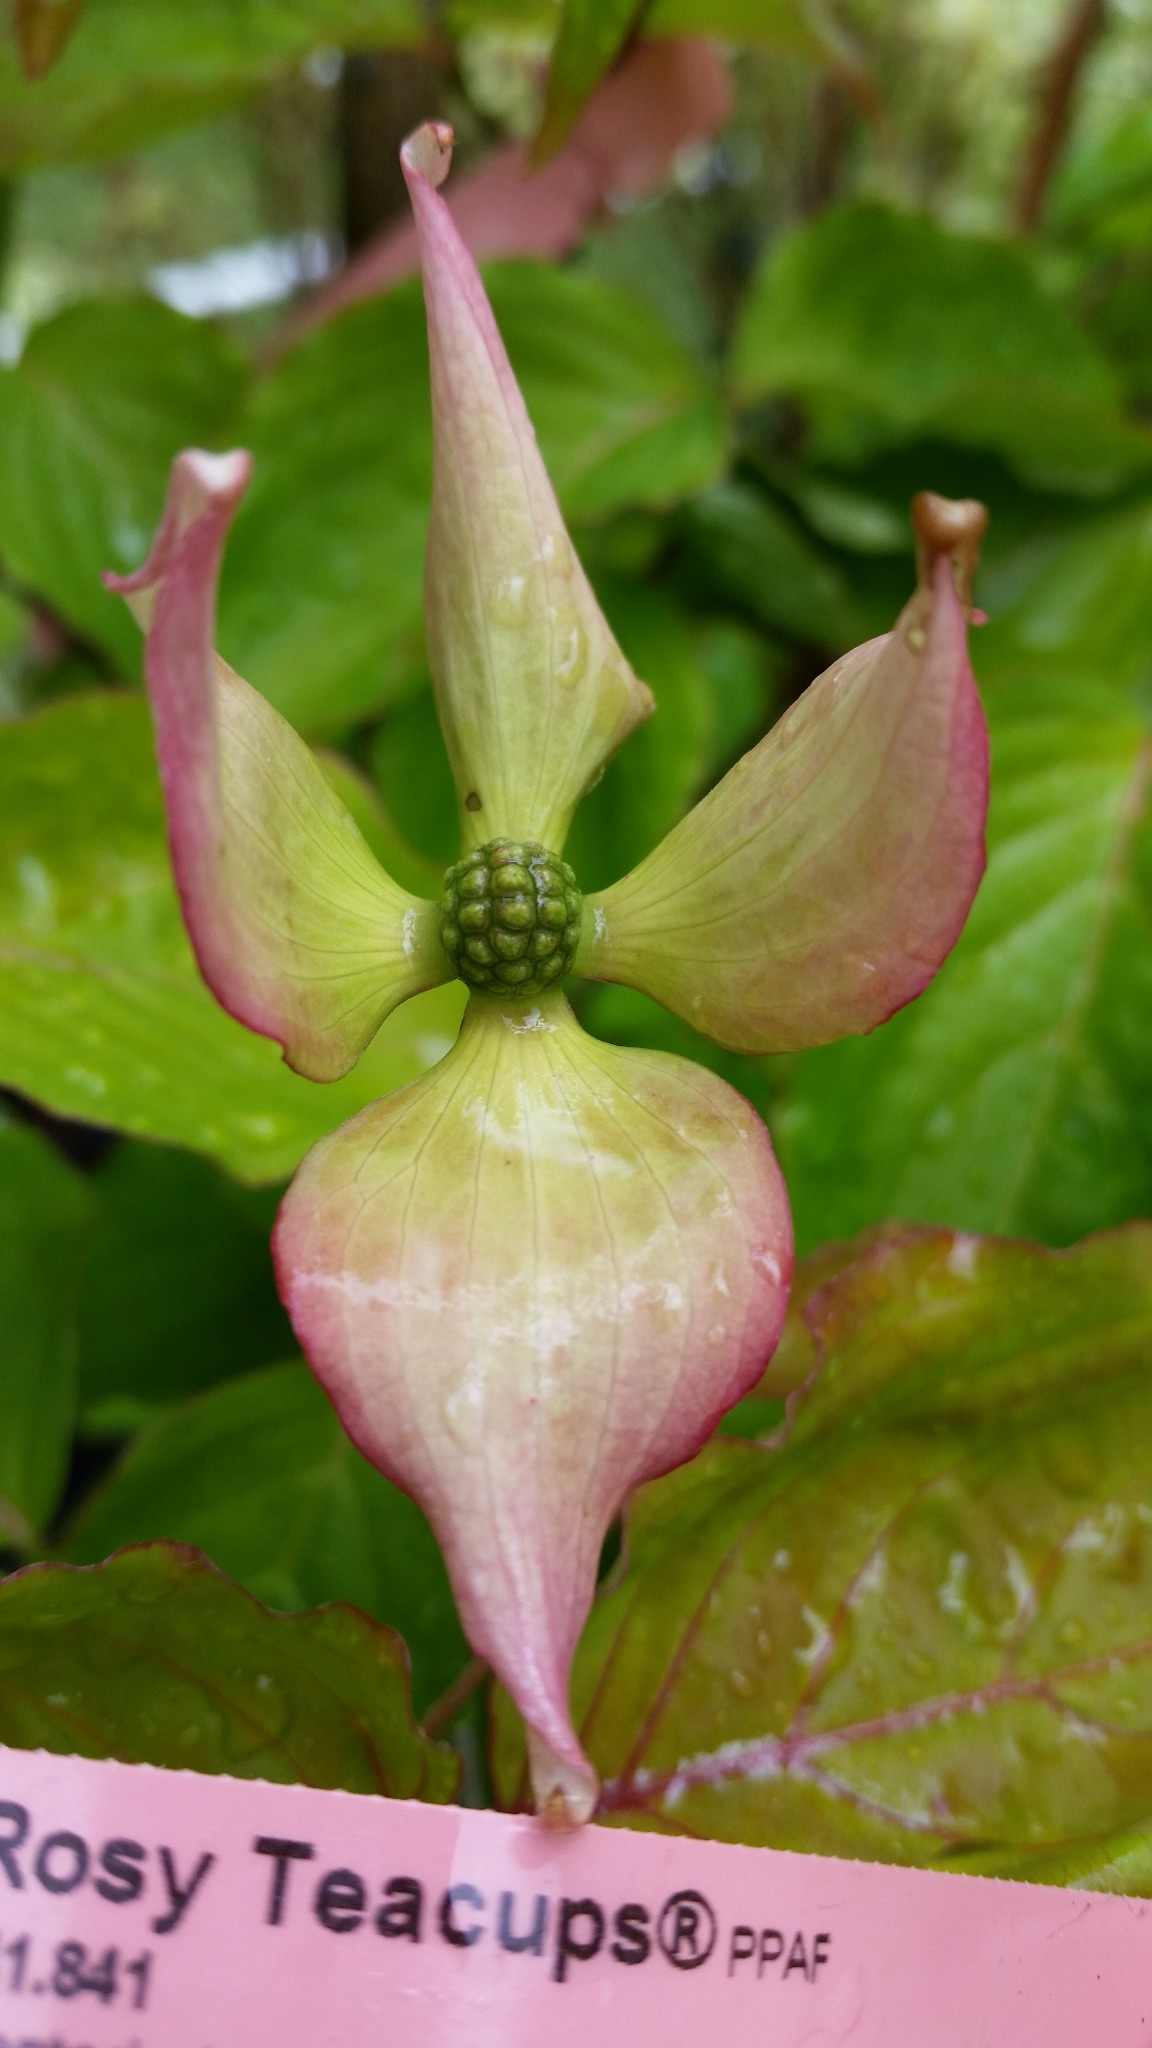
[60, 1363, 469, 1717]
[493, 1224, 1152, 1883]
[0, 1544, 459, 1799]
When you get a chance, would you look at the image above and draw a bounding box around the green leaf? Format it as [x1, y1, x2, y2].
[78, 1146, 291, 1431]
[775, 676, 1152, 1250]
[0, 1122, 92, 1548]
[494, 263, 727, 521]
[222, 267, 726, 732]
[565, 578, 717, 889]
[644, 0, 825, 55]
[220, 286, 431, 735]
[0, 1542, 459, 1796]
[676, 481, 860, 648]
[446, 1, 558, 26]
[60, 1363, 469, 1714]
[534, 0, 643, 161]
[977, 1814, 1152, 1893]
[13, 0, 87, 79]
[1049, 102, 1152, 240]
[492, 1223, 1152, 1879]
[0, 0, 427, 174]
[0, 692, 466, 1183]
[691, 615, 782, 771]
[0, 300, 247, 674]
[370, 687, 460, 869]
[731, 205, 1150, 492]
[317, 749, 444, 902]
[977, 498, 1152, 697]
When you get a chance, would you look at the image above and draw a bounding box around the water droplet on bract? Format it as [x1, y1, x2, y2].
[728, 1668, 755, 1698]
[486, 573, 530, 628]
[756, 1629, 773, 1657]
[553, 620, 588, 691]
[539, 529, 576, 582]
[443, 1382, 482, 1447]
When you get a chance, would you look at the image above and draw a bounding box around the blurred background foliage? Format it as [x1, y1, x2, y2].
[6, 0, 1152, 1860]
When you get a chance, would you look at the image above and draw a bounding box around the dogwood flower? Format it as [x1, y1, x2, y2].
[107, 122, 988, 1826]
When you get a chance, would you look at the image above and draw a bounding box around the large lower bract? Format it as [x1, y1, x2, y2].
[274, 991, 792, 1818]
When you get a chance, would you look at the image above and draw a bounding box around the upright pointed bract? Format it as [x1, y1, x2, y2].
[105, 451, 447, 1084]
[110, 122, 990, 1827]
[401, 125, 654, 854]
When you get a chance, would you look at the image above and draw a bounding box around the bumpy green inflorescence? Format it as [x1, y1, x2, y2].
[440, 840, 582, 996]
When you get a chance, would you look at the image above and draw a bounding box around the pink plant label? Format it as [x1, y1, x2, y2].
[0, 1742, 1149, 2045]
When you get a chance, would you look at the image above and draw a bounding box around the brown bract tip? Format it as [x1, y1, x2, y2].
[911, 491, 988, 613]
[538, 1786, 583, 1832]
[401, 121, 455, 191]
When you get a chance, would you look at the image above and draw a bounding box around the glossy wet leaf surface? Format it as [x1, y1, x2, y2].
[0, 1543, 459, 1798]
[0, 693, 465, 1181]
[61, 1363, 469, 1715]
[493, 1225, 1152, 1880]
